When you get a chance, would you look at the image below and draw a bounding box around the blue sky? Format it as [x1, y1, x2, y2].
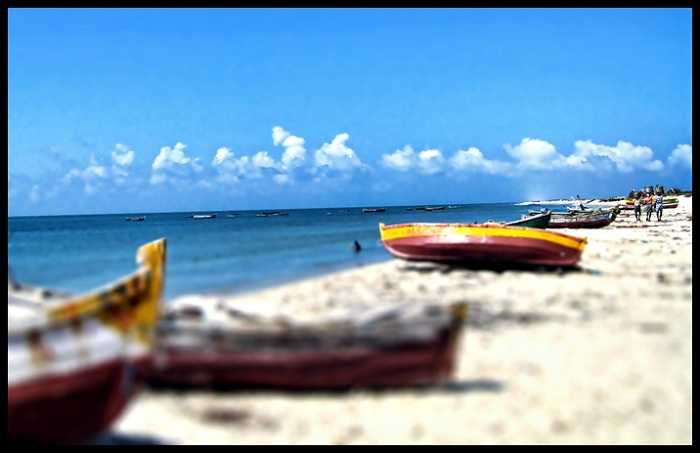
[8, 8, 692, 216]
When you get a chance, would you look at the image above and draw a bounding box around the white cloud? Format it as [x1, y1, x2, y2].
[63, 154, 108, 194]
[211, 147, 281, 184]
[450, 147, 512, 174]
[668, 144, 692, 169]
[252, 151, 276, 169]
[572, 140, 663, 172]
[417, 149, 445, 175]
[29, 185, 40, 203]
[504, 138, 560, 170]
[272, 126, 306, 170]
[382, 145, 415, 172]
[150, 142, 203, 185]
[314, 133, 364, 172]
[112, 143, 135, 167]
[212, 147, 233, 166]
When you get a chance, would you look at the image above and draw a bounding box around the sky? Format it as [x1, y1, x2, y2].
[8, 8, 692, 216]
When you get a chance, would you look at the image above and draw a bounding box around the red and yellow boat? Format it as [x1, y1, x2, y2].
[379, 223, 587, 267]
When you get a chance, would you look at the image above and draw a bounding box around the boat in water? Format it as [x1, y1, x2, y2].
[8, 238, 167, 444]
[191, 214, 216, 220]
[505, 210, 551, 228]
[362, 208, 387, 213]
[418, 206, 447, 212]
[148, 300, 467, 390]
[255, 211, 289, 217]
[379, 223, 586, 267]
[125, 216, 145, 222]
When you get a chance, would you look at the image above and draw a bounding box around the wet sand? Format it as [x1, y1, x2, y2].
[113, 196, 692, 444]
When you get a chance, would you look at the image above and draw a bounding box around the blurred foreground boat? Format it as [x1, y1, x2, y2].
[8, 239, 167, 444]
[505, 210, 551, 228]
[379, 223, 586, 267]
[148, 301, 467, 390]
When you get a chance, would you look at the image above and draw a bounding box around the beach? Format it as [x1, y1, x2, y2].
[112, 196, 692, 445]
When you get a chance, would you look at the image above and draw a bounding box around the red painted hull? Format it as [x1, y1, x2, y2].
[148, 327, 461, 390]
[8, 358, 138, 444]
[548, 215, 614, 229]
[383, 234, 583, 267]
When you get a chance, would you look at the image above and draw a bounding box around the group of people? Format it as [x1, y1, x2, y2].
[633, 191, 664, 222]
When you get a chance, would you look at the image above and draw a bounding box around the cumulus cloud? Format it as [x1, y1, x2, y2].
[314, 133, 364, 173]
[150, 142, 203, 185]
[272, 126, 306, 171]
[417, 149, 445, 175]
[504, 138, 561, 170]
[211, 147, 280, 184]
[668, 144, 692, 169]
[382, 145, 416, 172]
[111, 143, 135, 184]
[450, 147, 512, 174]
[572, 140, 663, 172]
[63, 154, 108, 194]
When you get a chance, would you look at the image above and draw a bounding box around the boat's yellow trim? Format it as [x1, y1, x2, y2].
[47, 238, 167, 345]
[379, 223, 587, 251]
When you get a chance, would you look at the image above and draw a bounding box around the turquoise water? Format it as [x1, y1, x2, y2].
[7, 203, 553, 300]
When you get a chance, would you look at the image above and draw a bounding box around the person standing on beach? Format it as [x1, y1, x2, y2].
[644, 192, 654, 222]
[655, 192, 664, 221]
[634, 193, 642, 221]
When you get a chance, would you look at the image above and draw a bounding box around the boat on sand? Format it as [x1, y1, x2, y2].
[505, 210, 551, 228]
[379, 223, 586, 267]
[148, 300, 467, 391]
[542, 210, 617, 229]
[8, 239, 167, 444]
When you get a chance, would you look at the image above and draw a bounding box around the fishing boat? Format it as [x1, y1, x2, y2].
[505, 210, 551, 228]
[362, 208, 386, 213]
[225, 214, 240, 218]
[8, 239, 167, 444]
[256, 211, 289, 217]
[148, 300, 467, 390]
[544, 209, 617, 229]
[125, 216, 145, 222]
[419, 206, 447, 212]
[191, 214, 216, 219]
[379, 223, 586, 267]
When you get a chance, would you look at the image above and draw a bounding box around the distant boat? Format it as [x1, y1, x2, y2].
[8, 239, 166, 444]
[225, 214, 240, 218]
[379, 222, 586, 267]
[421, 206, 446, 212]
[505, 210, 551, 228]
[447, 205, 460, 209]
[125, 216, 145, 222]
[191, 214, 216, 220]
[362, 208, 386, 213]
[256, 211, 289, 217]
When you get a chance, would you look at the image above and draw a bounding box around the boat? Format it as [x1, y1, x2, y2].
[225, 214, 240, 218]
[256, 211, 289, 217]
[191, 214, 216, 219]
[362, 208, 386, 213]
[147, 300, 467, 391]
[125, 216, 145, 222]
[419, 206, 447, 212]
[505, 210, 551, 228]
[544, 210, 617, 229]
[379, 223, 586, 267]
[8, 238, 167, 444]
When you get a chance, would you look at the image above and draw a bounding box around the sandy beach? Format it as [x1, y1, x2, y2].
[112, 196, 692, 445]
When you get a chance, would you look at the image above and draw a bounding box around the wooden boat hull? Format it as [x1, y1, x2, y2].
[547, 211, 615, 229]
[379, 223, 586, 267]
[148, 303, 467, 391]
[506, 211, 551, 228]
[8, 239, 166, 444]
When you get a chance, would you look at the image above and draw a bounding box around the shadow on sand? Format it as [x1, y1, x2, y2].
[399, 261, 586, 275]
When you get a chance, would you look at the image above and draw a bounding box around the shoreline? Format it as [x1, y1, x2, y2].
[114, 197, 692, 444]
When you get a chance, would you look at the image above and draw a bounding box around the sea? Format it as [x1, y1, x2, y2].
[7, 203, 562, 301]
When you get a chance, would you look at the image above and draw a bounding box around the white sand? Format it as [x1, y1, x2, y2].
[112, 196, 692, 444]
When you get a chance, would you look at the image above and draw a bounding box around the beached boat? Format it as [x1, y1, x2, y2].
[148, 300, 467, 390]
[544, 210, 617, 229]
[191, 214, 216, 219]
[8, 239, 167, 444]
[505, 210, 551, 228]
[379, 223, 586, 267]
[362, 208, 386, 213]
[125, 216, 145, 222]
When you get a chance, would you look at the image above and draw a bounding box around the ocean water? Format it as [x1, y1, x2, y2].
[7, 203, 554, 301]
